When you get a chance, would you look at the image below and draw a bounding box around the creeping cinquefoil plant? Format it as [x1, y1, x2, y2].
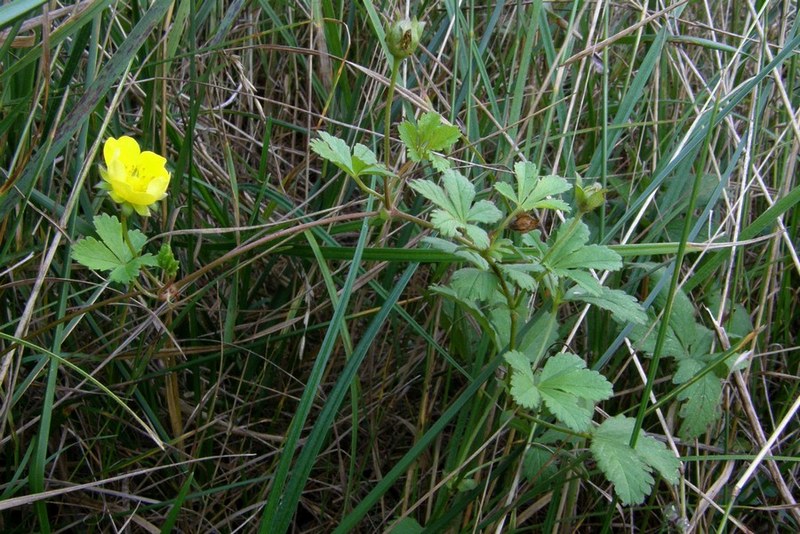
[72, 136, 178, 287]
[311, 109, 681, 507]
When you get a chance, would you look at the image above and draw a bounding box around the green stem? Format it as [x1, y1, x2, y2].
[119, 212, 138, 257]
[383, 58, 401, 209]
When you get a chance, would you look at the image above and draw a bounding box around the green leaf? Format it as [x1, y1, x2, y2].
[494, 162, 571, 212]
[535, 353, 613, 431]
[468, 199, 503, 224]
[421, 237, 488, 270]
[505, 350, 540, 409]
[72, 214, 155, 285]
[410, 171, 501, 250]
[398, 111, 460, 166]
[563, 269, 604, 296]
[564, 286, 647, 325]
[352, 143, 393, 177]
[631, 320, 686, 359]
[517, 310, 558, 364]
[523, 447, 558, 481]
[94, 212, 135, 261]
[591, 415, 680, 505]
[310, 131, 391, 178]
[545, 219, 621, 273]
[506, 352, 612, 431]
[430, 285, 499, 347]
[310, 131, 352, 173]
[499, 263, 540, 291]
[72, 237, 126, 271]
[673, 359, 722, 438]
[387, 517, 424, 534]
[632, 315, 713, 361]
[450, 268, 499, 301]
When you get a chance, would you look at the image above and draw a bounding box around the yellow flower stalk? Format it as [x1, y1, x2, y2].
[99, 136, 170, 216]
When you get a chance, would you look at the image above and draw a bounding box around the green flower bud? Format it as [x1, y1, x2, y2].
[575, 182, 608, 213]
[157, 243, 180, 279]
[387, 18, 424, 61]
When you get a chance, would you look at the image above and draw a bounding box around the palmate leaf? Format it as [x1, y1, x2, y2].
[536, 353, 613, 431]
[398, 111, 460, 167]
[410, 170, 501, 250]
[310, 131, 392, 178]
[506, 352, 613, 432]
[505, 350, 540, 409]
[494, 162, 571, 212]
[632, 308, 728, 438]
[674, 358, 723, 438]
[545, 219, 622, 273]
[450, 268, 499, 301]
[72, 214, 157, 284]
[499, 263, 541, 291]
[590, 415, 680, 505]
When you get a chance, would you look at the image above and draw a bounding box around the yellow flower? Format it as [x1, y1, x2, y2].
[99, 136, 170, 216]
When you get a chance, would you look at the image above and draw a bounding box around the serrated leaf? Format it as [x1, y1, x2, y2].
[441, 170, 475, 219]
[410, 179, 451, 212]
[535, 353, 613, 431]
[565, 285, 647, 325]
[109, 254, 158, 284]
[421, 237, 489, 270]
[493, 181, 516, 204]
[518, 310, 558, 364]
[539, 353, 613, 402]
[463, 224, 491, 250]
[412, 171, 500, 250]
[94, 213, 135, 261]
[499, 264, 539, 291]
[506, 350, 540, 409]
[523, 447, 558, 481]
[674, 359, 722, 438]
[430, 210, 462, 239]
[591, 415, 680, 505]
[399, 111, 460, 164]
[429, 153, 451, 172]
[72, 214, 154, 285]
[545, 220, 621, 273]
[494, 162, 571, 213]
[554, 244, 622, 272]
[310, 131, 352, 174]
[311, 132, 391, 178]
[468, 199, 502, 224]
[352, 144, 393, 177]
[73, 237, 126, 271]
[631, 320, 686, 359]
[563, 269, 603, 296]
[450, 268, 499, 301]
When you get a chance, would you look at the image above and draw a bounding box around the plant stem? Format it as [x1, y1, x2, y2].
[120, 212, 137, 257]
[383, 58, 401, 210]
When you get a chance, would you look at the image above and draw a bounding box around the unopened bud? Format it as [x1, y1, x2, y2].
[387, 18, 424, 61]
[575, 182, 607, 213]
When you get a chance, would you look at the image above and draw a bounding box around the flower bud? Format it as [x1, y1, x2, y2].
[387, 18, 424, 61]
[575, 182, 607, 213]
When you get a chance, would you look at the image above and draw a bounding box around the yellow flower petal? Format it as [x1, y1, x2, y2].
[100, 136, 171, 216]
[104, 136, 140, 168]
